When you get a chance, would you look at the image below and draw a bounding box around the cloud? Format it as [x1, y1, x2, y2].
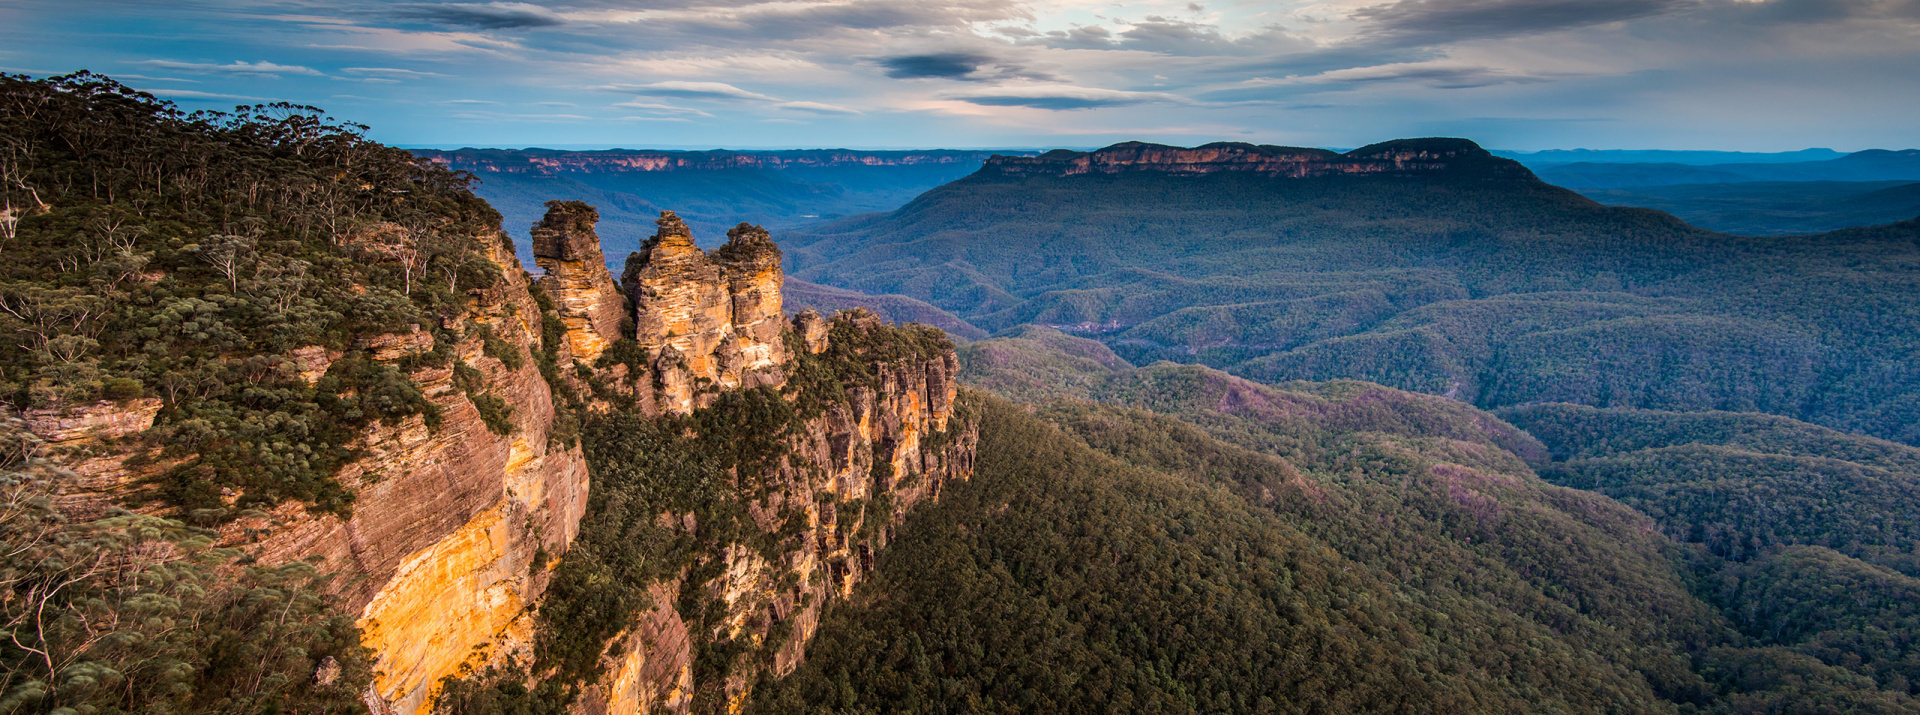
[136, 60, 324, 78]
[112, 74, 201, 83]
[139, 88, 274, 101]
[343, 66, 447, 78]
[1353, 0, 1691, 43]
[879, 52, 994, 79]
[946, 85, 1189, 110]
[386, 2, 565, 29]
[612, 81, 777, 101]
[775, 100, 862, 115]
[613, 100, 714, 117]
[1316, 63, 1559, 89]
[1197, 63, 1557, 102]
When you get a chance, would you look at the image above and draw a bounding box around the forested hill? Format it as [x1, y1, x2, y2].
[783, 138, 1920, 445]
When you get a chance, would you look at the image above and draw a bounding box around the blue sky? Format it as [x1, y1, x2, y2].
[5, 0, 1917, 151]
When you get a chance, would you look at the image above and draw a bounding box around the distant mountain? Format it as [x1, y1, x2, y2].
[1576, 180, 1920, 234]
[415, 147, 1025, 265]
[1496, 147, 1845, 166]
[1535, 149, 1920, 188]
[786, 138, 1920, 444]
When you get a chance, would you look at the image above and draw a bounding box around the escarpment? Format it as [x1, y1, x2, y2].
[980, 138, 1536, 181]
[1, 73, 967, 715]
[504, 206, 976, 714]
[230, 234, 591, 715]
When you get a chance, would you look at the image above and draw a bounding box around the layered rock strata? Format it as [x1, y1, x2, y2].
[255, 235, 590, 715]
[30, 204, 974, 715]
[575, 309, 976, 715]
[533, 200, 627, 364]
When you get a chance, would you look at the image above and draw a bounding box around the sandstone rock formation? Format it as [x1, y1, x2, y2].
[26, 203, 973, 715]
[533, 200, 627, 364]
[575, 309, 975, 714]
[622, 211, 787, 413]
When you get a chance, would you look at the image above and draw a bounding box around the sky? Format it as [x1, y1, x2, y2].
[4, 0, 1918, 151]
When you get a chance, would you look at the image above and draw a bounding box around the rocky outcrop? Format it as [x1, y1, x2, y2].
[980, 138, 1537, 181]
[576, 310, 975, 714]
[28, 202, 974, 715]
[622, 212, 787, 414]
[533, 201, 627, 364]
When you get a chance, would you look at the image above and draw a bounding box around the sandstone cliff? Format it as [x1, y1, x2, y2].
[27, 199, 972, 715]
[504, 208, 977, 714]
[980, 138, 1536, 180]
[533, 201, 627, 364]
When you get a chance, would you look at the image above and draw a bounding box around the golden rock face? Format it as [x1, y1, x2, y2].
[218, 237, 592, 715]
[533, 201, 628, 365]
[623, 212, 788, 414]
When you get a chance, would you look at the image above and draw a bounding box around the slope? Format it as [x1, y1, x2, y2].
[786, 140, 1920, 444]
[1573, 180, 1920, 235]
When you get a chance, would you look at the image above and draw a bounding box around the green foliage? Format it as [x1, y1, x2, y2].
[0, 72, 505, 516]
[468, 393, 515, 436]
[755, 395, 1716, 713]
[0, 416, 372, 714]
[592, 338, 649, 378]
[877, 335, 1920, 711]
[1503, 403, 1920, 697]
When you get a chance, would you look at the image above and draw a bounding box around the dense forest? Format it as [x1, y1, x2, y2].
[756, 330, 1920, 712]
[784, 145, 1920, 445]
[756, 386, 1920, 712]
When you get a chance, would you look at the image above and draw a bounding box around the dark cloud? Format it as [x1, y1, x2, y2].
[1029, 18, 1304, 56]
[949, 85, 1185, 110]
[387, 2, 565, 29]
[1353, 0, 1689, 43]
[879, 52, 993, 79]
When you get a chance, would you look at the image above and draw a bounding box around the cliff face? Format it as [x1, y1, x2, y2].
[29, 199, 971, 715]
[980, 138, 1537, 181]
[579, 315, 974, 714]
[238, 235, 591, 715]
[533, 208, 975, 714]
